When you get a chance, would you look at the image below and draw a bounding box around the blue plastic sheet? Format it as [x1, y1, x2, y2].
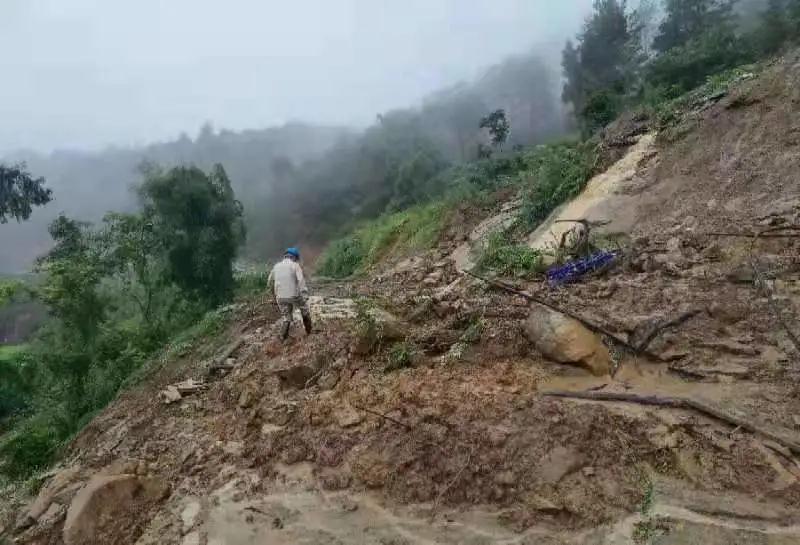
[546, 250, 619, 286]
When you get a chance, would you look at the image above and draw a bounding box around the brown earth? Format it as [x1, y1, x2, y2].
[5, 52, 800, 544]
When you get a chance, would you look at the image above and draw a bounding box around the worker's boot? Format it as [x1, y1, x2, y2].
[302, 315, 313, 335]
[280, 321, 291, 341]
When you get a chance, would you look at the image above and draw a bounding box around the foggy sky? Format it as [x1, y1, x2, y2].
[0, 0, 594, 154]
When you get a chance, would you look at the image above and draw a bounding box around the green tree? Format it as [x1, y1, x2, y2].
[653, 0, 737, 53]
[0, 164, 52, 223]
[389, 146, 449, 210]
[36, 216, 107, 344]
[757, 0, 790, 53]
[139, 164, 245, 307]
[561, 0, 633, 132]
[479, 109, 511, 148]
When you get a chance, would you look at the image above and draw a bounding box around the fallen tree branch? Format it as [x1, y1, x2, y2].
[463, 268, 656, 357]
[706, 231, 800, 239]
[206, 337, 245, 375]
[542, 390, 800, 456]
[430, 448, 473, 521]
[633, 309, 703, 352]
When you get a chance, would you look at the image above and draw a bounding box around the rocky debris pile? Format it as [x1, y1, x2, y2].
[159, 378, 207, 404]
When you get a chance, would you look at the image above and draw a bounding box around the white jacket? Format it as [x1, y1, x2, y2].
[268, 258, 308, 300]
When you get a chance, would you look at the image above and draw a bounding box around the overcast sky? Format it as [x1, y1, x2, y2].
[0, 0, 593, 154]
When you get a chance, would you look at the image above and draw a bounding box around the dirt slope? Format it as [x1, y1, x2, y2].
[6, 52, 800, 545]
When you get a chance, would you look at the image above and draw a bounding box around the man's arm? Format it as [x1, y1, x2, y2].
[295, 263, 309, 297]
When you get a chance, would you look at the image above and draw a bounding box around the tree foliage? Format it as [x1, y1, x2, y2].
[0, 164, 52, 223]
[1, 163, 243, 478]
[479, 109, 511, 148]
[562, 0, 634, 133]
[138, 164, 245, 306]
[653, 0, 737, 53]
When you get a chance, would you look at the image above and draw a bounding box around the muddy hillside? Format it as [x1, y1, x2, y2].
[5, 54, 800, 545]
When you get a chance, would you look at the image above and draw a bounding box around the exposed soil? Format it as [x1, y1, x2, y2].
[6, 52, 800, 545]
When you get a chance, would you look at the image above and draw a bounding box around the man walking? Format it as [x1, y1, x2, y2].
[268, 247, 313, 340]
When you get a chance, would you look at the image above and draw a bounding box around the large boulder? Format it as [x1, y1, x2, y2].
[524, 307, 611, 376]
[63, 474, 168, 545]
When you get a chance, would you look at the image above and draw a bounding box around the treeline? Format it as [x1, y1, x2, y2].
[563, 0, 800, 134]
[250, 53, 563, 256]
[0, 51, 564, 273]
[0, 164, 244, 478]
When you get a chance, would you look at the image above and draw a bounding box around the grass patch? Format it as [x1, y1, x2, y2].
[521, 140, 597, 228]
[318, 202, 447, 278]
[385, 341, 414, 372]
[477, 232, 544, 279]
[0, 345, 27, 363]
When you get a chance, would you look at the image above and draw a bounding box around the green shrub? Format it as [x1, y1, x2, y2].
[318, 203, 446, 278]
[0, 416, 61, 479]
[477, 232, 544, 279]
[646, 29, 752, 94]
[521, 141, 597, 228]
[385, 342, 414, 372]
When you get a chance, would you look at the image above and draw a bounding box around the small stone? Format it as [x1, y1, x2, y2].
[537, 446, 582, 484]
[527, 494, 562, 514]
[272, 517, 284, 529]
[494, 471, 516, 486]
[238, 389, 254, 409]
[181, 500, 201, 532]
[486, 425, 511, 447]
[334, 405, 363, 428]
[582, 466, 596, 477]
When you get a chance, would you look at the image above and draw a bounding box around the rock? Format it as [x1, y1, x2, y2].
[494, 471, 516, 486]
[238, 388, 255, 408]
[537, 446, 582, 484]
[334, 405, 363, 428]
[317, 370, 340, 391]
[23, 465, 83, 524]
[726, 264, 755, 284]
[63, 474, 168, 545]
[39, 502, 65, 525]
[181, 500, 201, 532]
[273, 364, 318, 389]
[223, 441, 244, 457]
[160, 385, 183, 404]
[699, 340, 759, 356]
[524, 308, 611, 376]
[708, 301, 746, 324]
[433, 302, 455, 319]
[582, 466, 596, 477]
[527, 494, 562, 514]
[486, 425, 511, 447]
[793, 415, 800, 429]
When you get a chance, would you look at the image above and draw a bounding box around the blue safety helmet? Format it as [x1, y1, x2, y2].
[285, 247, 300, 259]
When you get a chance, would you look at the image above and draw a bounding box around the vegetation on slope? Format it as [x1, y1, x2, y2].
[4, 0, 800, 486]
[0, 164, 243, 479]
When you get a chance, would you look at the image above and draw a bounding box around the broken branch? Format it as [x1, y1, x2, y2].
[542, 390, 800, 456]
[633, 309, 703, 352]
[463, 269, 657, 357]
